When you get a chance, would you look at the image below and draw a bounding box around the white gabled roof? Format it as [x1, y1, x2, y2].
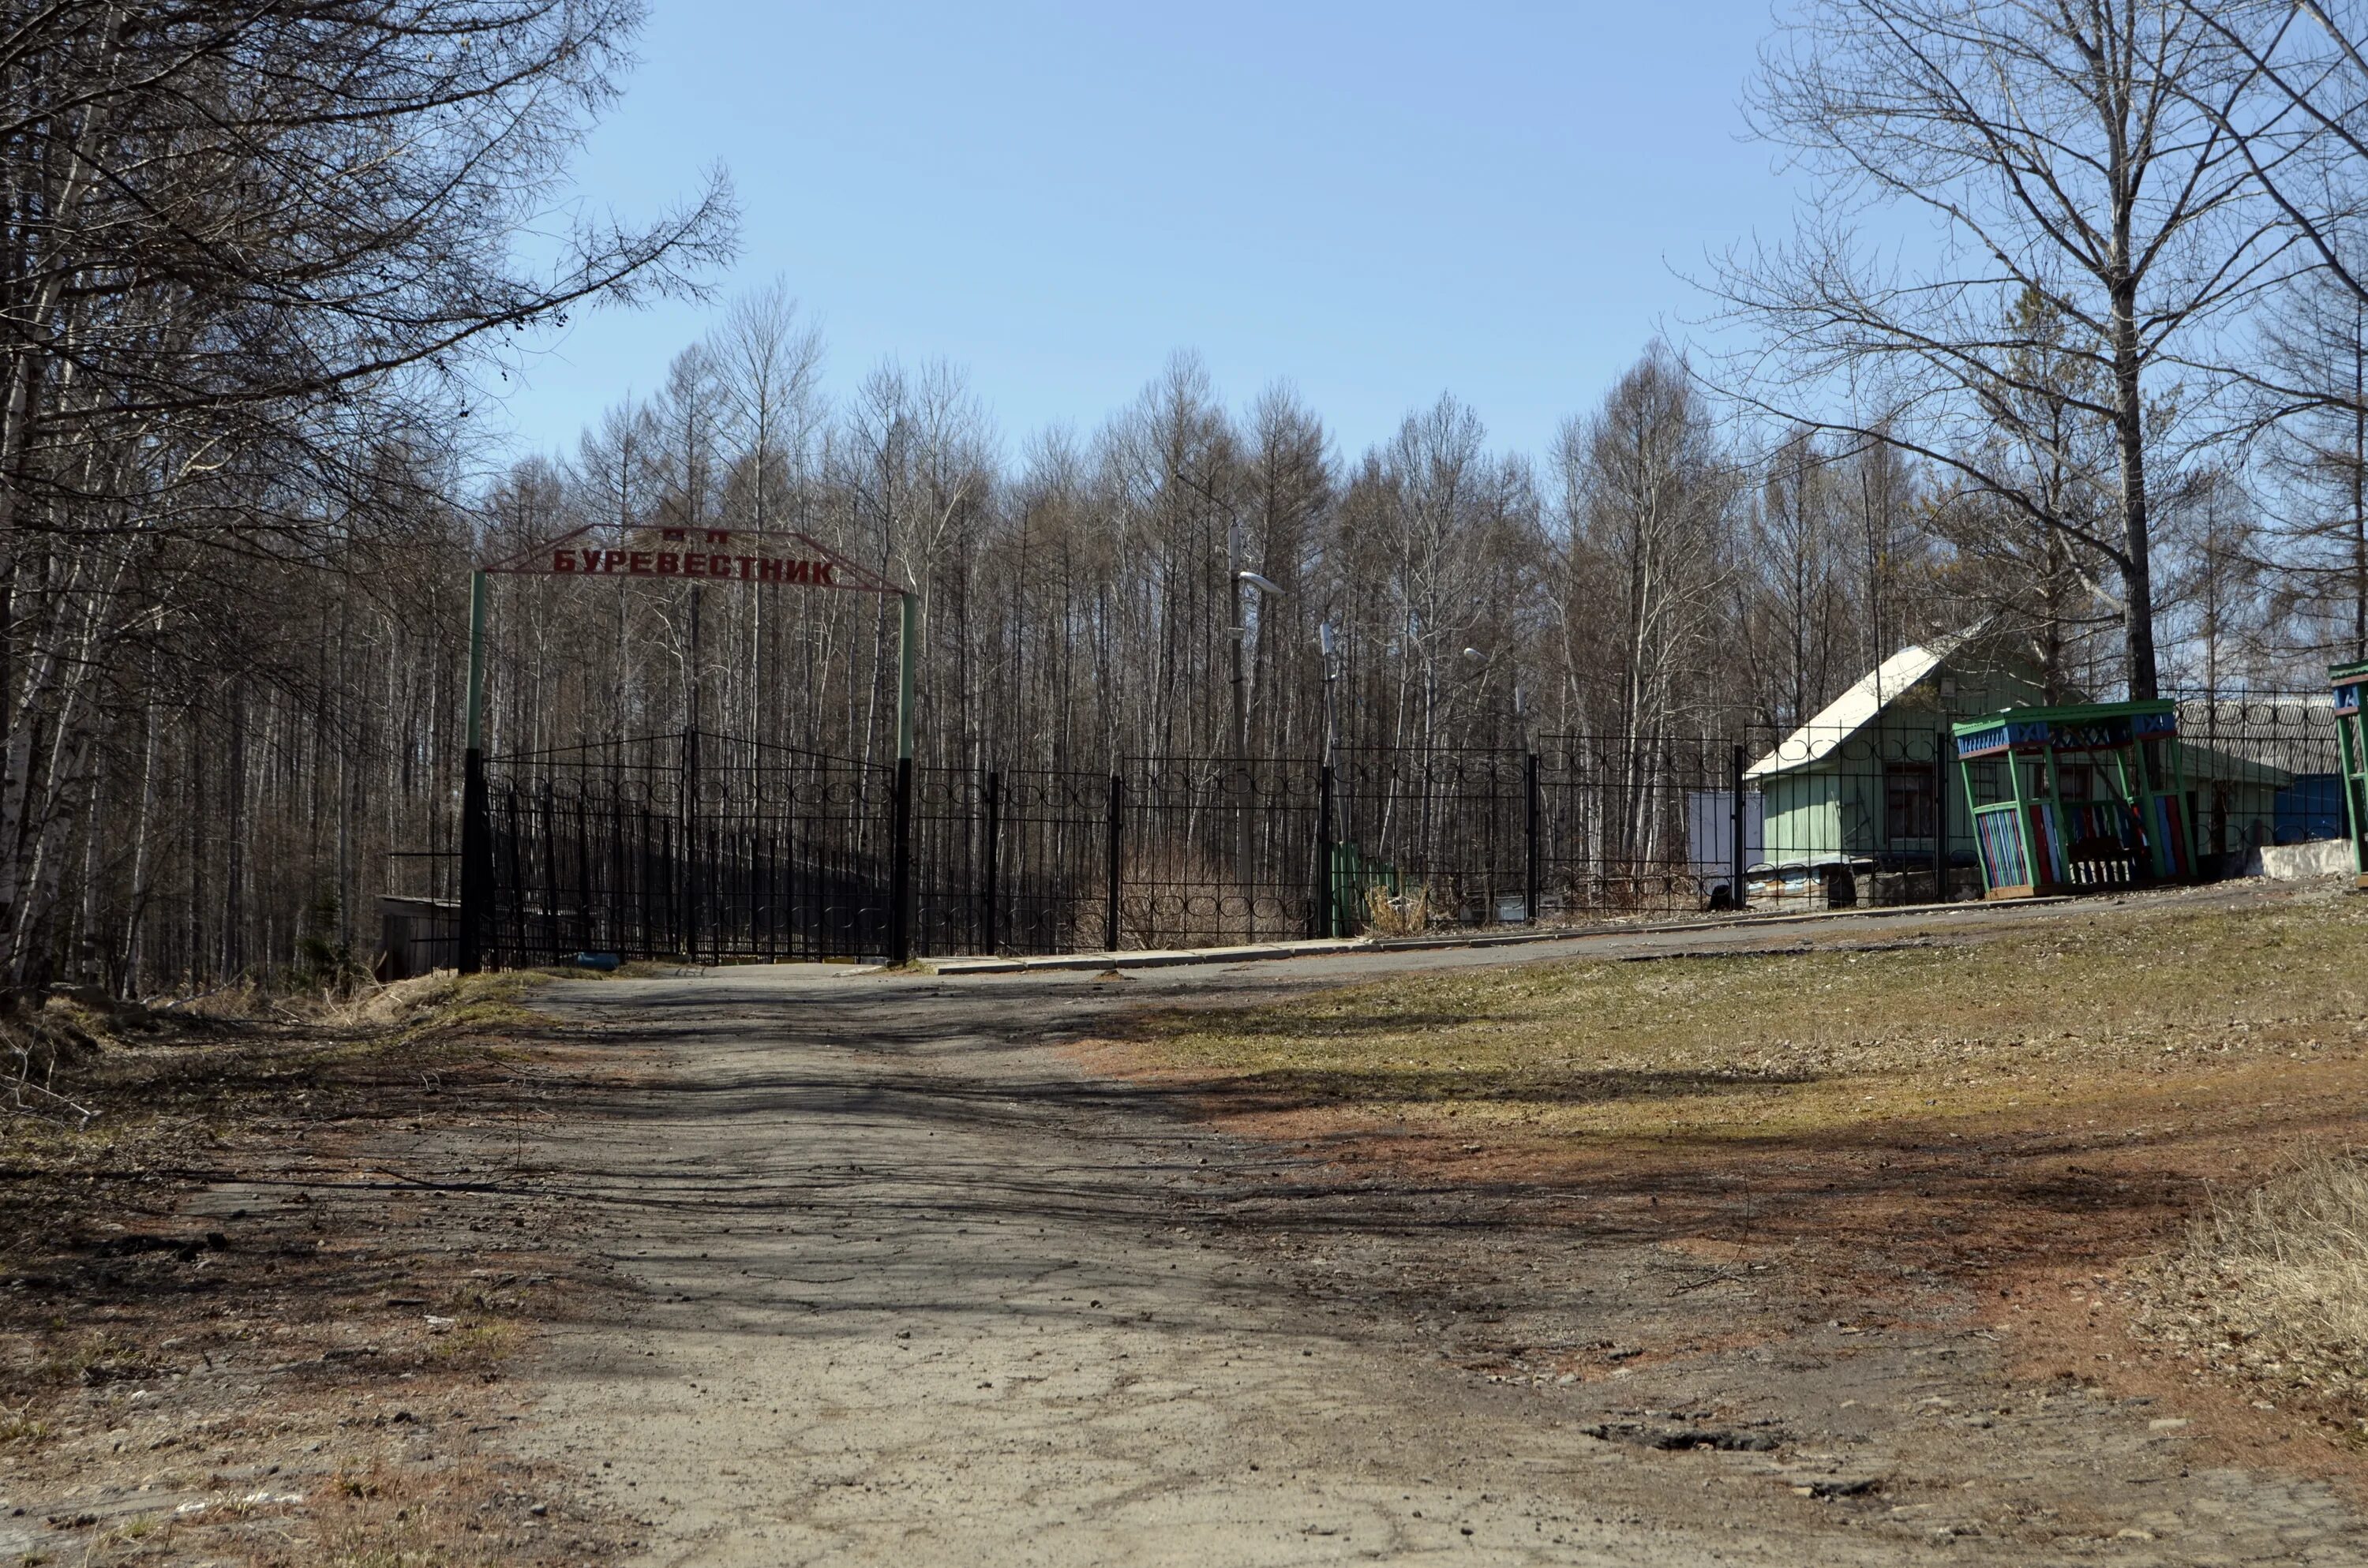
[1744, 630, 1976, 780]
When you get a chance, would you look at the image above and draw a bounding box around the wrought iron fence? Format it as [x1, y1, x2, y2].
[2166, 689, 2344, 859]
[444, 694, 2359, 969]
[910, 765, 1115, 957]
[1536, 735, 1732, 920]
[1120, 758, 1322, 949]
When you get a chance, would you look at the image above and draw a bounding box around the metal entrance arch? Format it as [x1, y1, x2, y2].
[456, 524, 918, 971]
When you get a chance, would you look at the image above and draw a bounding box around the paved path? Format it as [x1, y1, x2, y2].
[508, 896, 2368, 1566]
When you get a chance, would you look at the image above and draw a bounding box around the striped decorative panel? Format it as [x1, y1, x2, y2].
[1976, 809, 2026, 889]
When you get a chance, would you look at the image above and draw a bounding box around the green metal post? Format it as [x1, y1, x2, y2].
[466, 570, 488, 752]
[1955, 740, 1991, 896]
[890, 589, 918, 962]
[2344, 713, 2367, 874]
[896, 590, 918, 763]
[458, 570, 490, 972]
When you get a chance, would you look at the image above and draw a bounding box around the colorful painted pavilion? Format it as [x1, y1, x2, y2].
[1951, 702, 2191, 899]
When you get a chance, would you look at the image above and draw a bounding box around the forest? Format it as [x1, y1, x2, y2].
[10, 1, 2368, 990]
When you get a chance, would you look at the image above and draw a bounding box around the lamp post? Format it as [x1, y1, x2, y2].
[1460, 644, 1527, 750]
[1170, 466, 1287, 926]
[1231, 565, 1285, 926]
[1318, 622, 1343, 773]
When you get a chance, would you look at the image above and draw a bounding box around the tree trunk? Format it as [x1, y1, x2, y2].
[2111, 281, 2160, 699]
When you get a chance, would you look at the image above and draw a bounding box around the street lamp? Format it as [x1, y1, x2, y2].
[1169, 466, 1289, 930]
[1318, 622, 1343, 769]
[1460, 645, 1527, 749]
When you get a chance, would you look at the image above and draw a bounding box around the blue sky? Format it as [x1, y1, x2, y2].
[493, 2, 1807, 467]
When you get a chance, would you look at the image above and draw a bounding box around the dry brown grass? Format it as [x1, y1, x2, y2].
[1092, 884, 2368, 1461]
[2136, 1149, 2368, 1424]
[1362, 881, 1429, 937]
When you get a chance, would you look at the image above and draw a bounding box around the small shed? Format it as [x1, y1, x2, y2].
[1744, 631, 2048, 876]
[2179, 738, 2296, 862]
[1951, 702, 2191, 898]
[2174, 697, 2330, 859]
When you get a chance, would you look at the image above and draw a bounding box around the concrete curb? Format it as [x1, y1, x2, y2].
[918, 893, 2081, 976]
[1364, 893, 2078, 952]
[925, 938, 1369, 976]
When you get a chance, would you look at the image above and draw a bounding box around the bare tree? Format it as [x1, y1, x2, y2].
[1558, 346, 1736, 743]
[0, 2, 734, 983]
[1709, 0, 2299, 698]
[1746, 428, 1855, 725]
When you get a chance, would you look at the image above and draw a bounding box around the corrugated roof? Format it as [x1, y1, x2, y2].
[2183, 743, 2295, 790]
[2172, 695, 2340, 777]
[1744, 630, 1975, 780]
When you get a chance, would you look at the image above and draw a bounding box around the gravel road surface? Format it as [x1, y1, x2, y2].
[509, 907, 2368, 1566]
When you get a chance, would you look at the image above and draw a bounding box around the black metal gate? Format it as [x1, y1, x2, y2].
[478, 732, 898, 967]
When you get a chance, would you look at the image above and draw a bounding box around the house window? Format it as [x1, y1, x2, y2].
[1886, 762, 1939, 842]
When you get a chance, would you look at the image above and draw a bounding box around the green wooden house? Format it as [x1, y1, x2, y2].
[1744, 632, 2049, 873]
[1748, 632, 2294, 890]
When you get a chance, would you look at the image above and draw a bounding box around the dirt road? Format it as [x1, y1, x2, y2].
[509, 911, 2368, 1566]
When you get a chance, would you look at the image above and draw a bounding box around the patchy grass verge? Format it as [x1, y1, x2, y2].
[0, 965, 639, 1566]
[1122, 890, 2368, 1143]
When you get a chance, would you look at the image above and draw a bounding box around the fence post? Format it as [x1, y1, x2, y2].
[458, 747, 489, 972]
[1933, 728, 1950, 904]
[458, 567, 489, 973]
[1104, 774, 1124, 953]
[982, 769, 1001, 956]
[1314, 762, 1335, 939]
[1524, 751, 1541, 924]
[890, 757, 914, 964]
[682, 726, 702, 963]
[1730, 743, 1747, 912]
